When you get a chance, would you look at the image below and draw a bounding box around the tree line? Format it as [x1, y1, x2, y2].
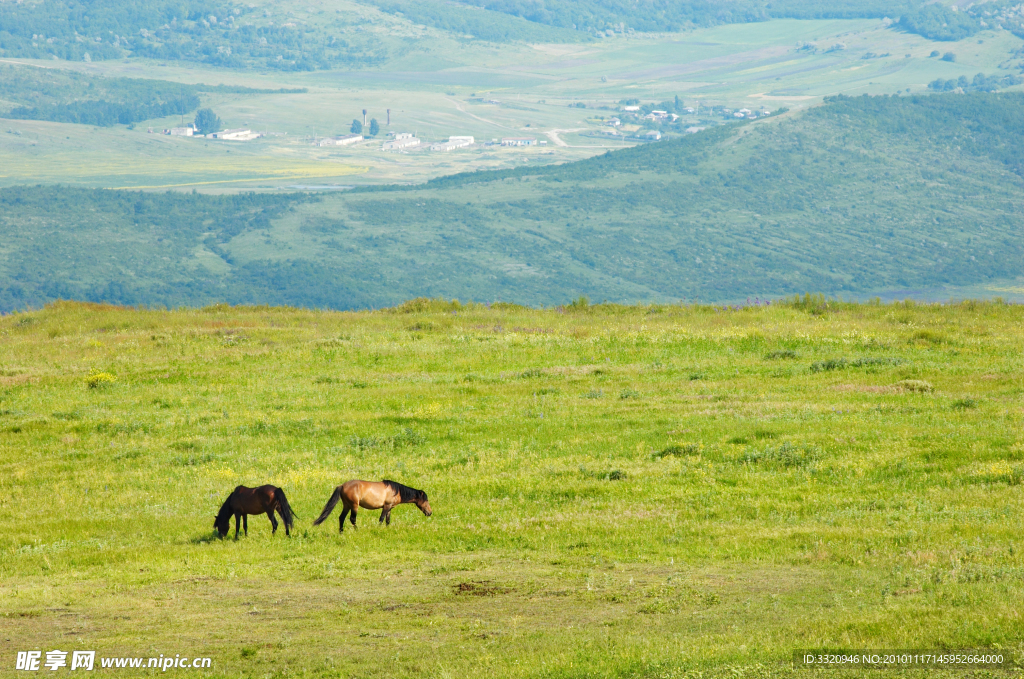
[0, 64, 305, 127]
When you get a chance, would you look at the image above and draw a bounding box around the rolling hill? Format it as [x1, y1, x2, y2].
[2, 92, 1023, 312]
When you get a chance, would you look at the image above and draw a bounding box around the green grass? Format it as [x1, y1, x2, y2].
[2, 298, 1023, 677]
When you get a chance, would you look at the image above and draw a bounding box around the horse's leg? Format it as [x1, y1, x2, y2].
[350, 508, 358, 529]
[268, 509, 278, 535]
[379, 508, 386, 525]
[234, 513, 241, 539]
[384, 507, 392, 526]
[243, 514, 248, 536]
[339, 508, 349, 533]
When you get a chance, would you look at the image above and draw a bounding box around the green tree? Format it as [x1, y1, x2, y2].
[194, 108, 222, 134]
[369, 118, 380, 136]
[351, 119, 363, 134]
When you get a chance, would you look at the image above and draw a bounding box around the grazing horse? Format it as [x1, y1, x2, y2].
[214, 485, 296, 539]
[313, 480, 432, 532]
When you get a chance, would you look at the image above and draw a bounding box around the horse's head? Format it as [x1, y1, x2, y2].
[214, 503, 233, 537]
[416, 490, 432, 517]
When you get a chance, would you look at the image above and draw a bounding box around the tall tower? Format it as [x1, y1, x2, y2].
[362, 109, 367, 126]
[387, 109, 391, 126]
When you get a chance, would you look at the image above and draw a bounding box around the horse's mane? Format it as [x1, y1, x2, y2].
[383, 479, 424, 502]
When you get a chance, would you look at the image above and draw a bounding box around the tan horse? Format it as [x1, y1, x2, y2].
[313, 480, 432, 532]
[214, 485, 296, 538]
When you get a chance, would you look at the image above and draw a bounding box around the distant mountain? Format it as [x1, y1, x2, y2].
[2, 93, 1023, 311]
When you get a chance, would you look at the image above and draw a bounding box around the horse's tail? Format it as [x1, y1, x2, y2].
[312, 486, 342, 526]
[275, 487, 297, 530]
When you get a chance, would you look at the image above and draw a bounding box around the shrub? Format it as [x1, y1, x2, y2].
[740, 442, 818, 468]
[580, 466, 625, 480]
[654, 443, 701, 458]
[810, 358, 846, 373]
[764, 350, 798, 360]
[895, 379, 933, 393]
[85, 371, 116, 389]
[787, 292, 829, 315]
[911, 329, 947, 344]
[951, 398, 978, 410]
[566, 296, 590, 312]
[811, 357, 901, 372]
[391, 298, 462, 313]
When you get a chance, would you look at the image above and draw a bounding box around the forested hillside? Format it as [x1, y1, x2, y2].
[0, 0, 386, 69]
[2, 93, 1023, 312]
[5, 0, 1020, 67]
[0, 65, 304, 127]
[450, 0, 917, 34]
[359, 0, 584, 42]
[898, 0, 1024, 41]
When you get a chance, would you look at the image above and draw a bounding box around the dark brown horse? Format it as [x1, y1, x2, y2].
[313, 480, 431, 532]
[214, 485, 296, 538]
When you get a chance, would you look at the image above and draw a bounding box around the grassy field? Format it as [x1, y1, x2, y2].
[1, 299, 1023, 677]
[2, 16, 1022, 190]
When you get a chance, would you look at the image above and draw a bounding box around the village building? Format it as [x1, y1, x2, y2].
[501, 137, 537, 146]
[210, 128, 261, 141]
[607, 117, 621, 126]
[382, 133, 421, 151]
[317, 133, 363, 147]
[429, 136, 475, 151]
[622, 105, 640, 112]
[165, 125, 194, 136]
[643, 130, 662, 141]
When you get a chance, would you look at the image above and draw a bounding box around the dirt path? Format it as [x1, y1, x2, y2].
[543, 129, 584, 147]
[445, 98, 514, 130]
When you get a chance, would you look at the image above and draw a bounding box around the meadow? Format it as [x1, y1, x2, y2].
[1, 298, 1023, 677]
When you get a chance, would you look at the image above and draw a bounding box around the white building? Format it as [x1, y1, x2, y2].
[501, 137, 537, 146]
[622, 105, 640, 112]
[429, 136, 475, 151]
[382, 132, 420, 151]
[317, 133, 363, 147]
[643, 130, 662, 140]
[165, 126, 194, 136]
[210, 128, 261, 140]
